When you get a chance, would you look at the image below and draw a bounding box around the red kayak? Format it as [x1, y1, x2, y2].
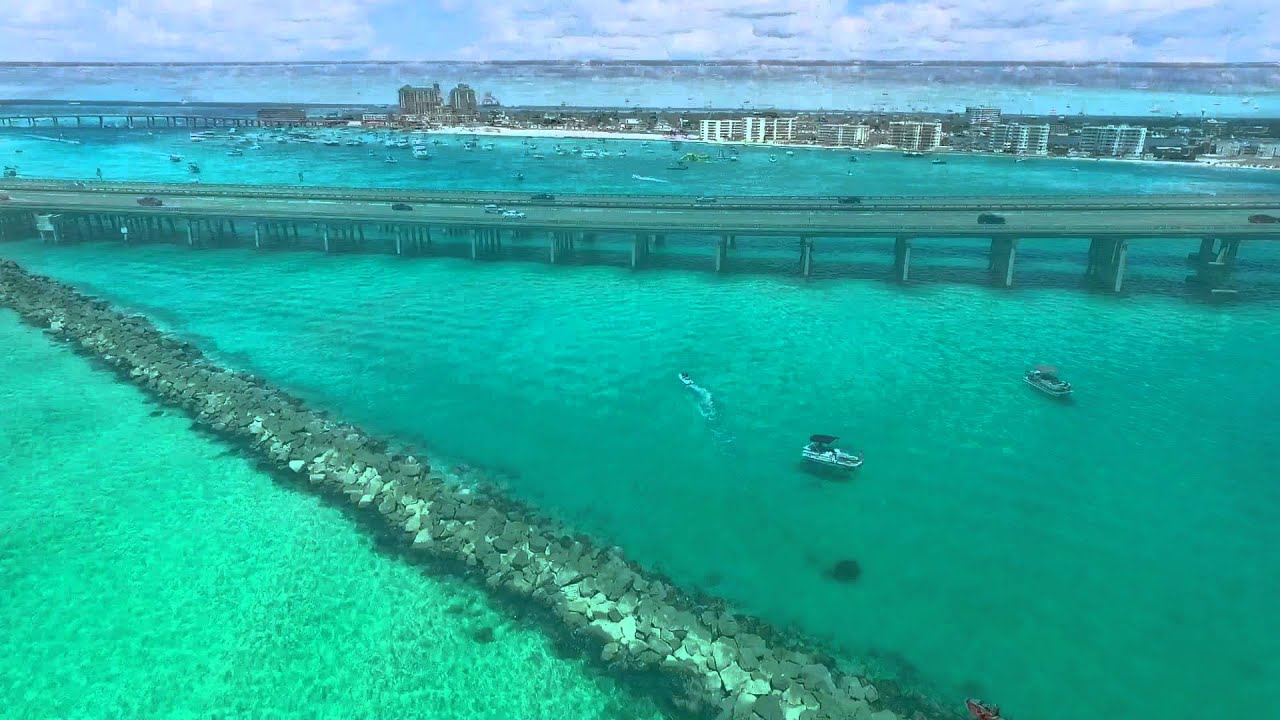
[966, 699, 1002, 720]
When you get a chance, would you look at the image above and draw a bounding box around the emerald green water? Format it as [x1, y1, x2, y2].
[3, 239, 1278, 720]
[4, 129, 1280, 720]
[0, 308, 668, 720]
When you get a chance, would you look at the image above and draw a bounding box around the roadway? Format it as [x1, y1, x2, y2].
[4, 187, 1280, 239]
[3, 178, 1280, 212]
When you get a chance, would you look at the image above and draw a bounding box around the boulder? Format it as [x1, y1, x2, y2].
[404, 514, 422, 533]
[411, 530, 432, 549]
[720, 662, 751, 694]
[752, 695, 786, 720]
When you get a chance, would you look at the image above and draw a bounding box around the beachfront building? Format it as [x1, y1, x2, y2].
[989, 123, 1050, 155]
[1256, 141, 1280, 159]
[449, 83, 478, 116]
[817, 123, 870, 147]
[966, 106, 1002, 125]
[744, 116, 798, 144]
[399, 84, 444, 117]
[699, 119, 745, 142]
[1079, 125, 1148, 158]
[888, 121, 943, 151]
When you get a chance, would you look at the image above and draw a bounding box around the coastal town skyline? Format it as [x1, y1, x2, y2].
[1, 0, 1277, 64]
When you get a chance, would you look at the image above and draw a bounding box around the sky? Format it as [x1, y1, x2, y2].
[0, 0, 1275, 64]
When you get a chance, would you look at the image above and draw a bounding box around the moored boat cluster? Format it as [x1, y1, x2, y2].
[0, 257, 955, 720]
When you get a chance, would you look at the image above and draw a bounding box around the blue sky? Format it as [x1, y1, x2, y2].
[0, 0, 1274, 63]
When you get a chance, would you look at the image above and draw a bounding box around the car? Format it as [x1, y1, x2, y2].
[530, 193, 555, 200]
[137, 196, 164, 207]
[0, 192, 9, 202]
[483, 204, 504, 214]
[694, 196, 717, 204]
[836, 196, 862, 205]
[502, 210, 526, 219]
[391, 203, 413, 211]
[1248, 213, 1279, 224]
[977, 213, 1006, 225]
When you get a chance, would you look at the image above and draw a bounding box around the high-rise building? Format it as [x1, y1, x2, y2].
[699, 119, 744, 141]
[966, 106, 1002, 125]
[398, 84, 443, 116]
[448, 83, 478, 115]
[887, 121, 943, 151]
[1079, 125, 1148, 157]
[743, 116, 797, 143]
[989, 123, 1050, 155]
[817, 123, 870, 147]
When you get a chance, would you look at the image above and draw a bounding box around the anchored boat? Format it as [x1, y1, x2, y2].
[802, 434, 864, 470]
[1024, 365, 1072, 397]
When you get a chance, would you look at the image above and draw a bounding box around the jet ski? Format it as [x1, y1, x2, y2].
[678, 372, 694, 386]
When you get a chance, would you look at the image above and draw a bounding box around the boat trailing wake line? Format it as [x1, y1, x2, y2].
[679, 373, 733, 444]
[22, 134, 82, 145]
[631, 173, 669, 183]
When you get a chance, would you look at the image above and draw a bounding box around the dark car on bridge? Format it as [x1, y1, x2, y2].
[391, 203, 413, 211]
[1248, 213, 1278, 224]
[694, 196, 717, 204]
[530, 193, 555, 200]
[836, 196, 862, 205]
[977, 213, 1006, 225]
[137, 196, 163, 207]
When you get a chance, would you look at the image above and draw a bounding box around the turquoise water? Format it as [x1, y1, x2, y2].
[3, 239, 1278, 720]
[0, 308, 669, 720]
[5, 127, 1280, 197]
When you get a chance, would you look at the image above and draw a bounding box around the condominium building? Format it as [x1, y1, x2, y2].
[744, 116, 798, 143]
[1079, 125, 1148, 158]
[699, 119, 744, 142]
[817, 123, 870, 147]
[989, 123, 1050, 155]
[887, 121, 943, 151]
[965, 106, 1002, 125]
[398, 84, 443, 116]
[448, 83, 478, 115]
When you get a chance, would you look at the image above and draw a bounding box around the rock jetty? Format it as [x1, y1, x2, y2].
[0, 257, 951, 720]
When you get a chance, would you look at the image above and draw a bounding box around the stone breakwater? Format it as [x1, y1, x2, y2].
[0, 257, 953, 720]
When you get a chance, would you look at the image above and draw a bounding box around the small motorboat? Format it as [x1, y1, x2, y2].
[187, 162, 201, 174]
[932, 158, 947, 165]
[169, 154, 182, 162]
[1024, 365, 1072, 397]
[966, 699, 1003, 720]
[679, 372, 694, 386]
[802, 434, 864, 470]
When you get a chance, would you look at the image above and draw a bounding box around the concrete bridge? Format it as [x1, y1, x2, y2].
[1, 180, 1276, 295]
[0, 115, 335, 129]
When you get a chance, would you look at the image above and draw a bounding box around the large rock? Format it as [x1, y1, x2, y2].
[752, 695, 786, 720]
[719, 662, 751, 694]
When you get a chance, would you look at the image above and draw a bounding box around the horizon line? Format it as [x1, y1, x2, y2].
[2, 60, 1279, 68]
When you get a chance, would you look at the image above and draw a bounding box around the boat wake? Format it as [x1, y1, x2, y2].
[23, 134, 82, 145]
[680, 374, 734, 444]
[631, 173, 670, 183]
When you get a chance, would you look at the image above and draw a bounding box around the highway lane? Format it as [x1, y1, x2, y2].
[2, 178, 1279, 212]
[5, 189, 1280, 239]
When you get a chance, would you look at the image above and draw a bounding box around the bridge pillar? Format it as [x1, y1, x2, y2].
[654, 233, 666, 247]
[323, 225, 331, 253]
[395, 226, 404, 256]
[893, 236, 913, 282]
[1086, 238, 1128, 292]
[800, 237, 813, 277]
[254, 223, 262, 250]
[715, 234, 731, 272]
[989, 237, 1017, 287]
[186, 221, 196, 248]
[1188, 237, 1241, 293]
[631, 233, 650, 269]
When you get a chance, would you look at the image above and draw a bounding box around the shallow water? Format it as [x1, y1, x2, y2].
[0, 308, 670, 720]
[3, 238, 1278, 720]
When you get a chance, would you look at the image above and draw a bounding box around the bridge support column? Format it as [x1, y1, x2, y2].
[989, 237, 1017, 288]
[715, 234, 731, 272]
[800, 237, 813, 277]
[1086, 238, 1128, 292]
[395, 226, 404, 256]
[186, 221, 196, 248]
[654, 233, 666, 247]
[1187, 237, 1241, 294]
[631, 233, 651, 269]
[323, 225, 331, 253]
[254, 223, 262, 250]
[893, 236, 913, 282]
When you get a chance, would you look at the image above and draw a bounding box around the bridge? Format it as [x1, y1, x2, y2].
[1, 179, 1276, 295]
[0, 114, 336, 129]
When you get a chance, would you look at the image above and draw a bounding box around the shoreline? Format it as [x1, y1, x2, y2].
[0, 257, 958, 720]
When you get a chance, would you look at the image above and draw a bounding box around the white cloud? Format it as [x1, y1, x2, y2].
[0, 0, 392, 62]
[452, 0, 1278, 62]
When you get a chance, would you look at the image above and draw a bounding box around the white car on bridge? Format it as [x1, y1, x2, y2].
[502, 210, 526, 219]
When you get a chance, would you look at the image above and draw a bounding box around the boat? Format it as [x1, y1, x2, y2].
[769, 155, 778, 163]
[801, 435, 864, 470]
[679, 372, 694, 386]
[1024, 365, 1072, 397]
[666, 163, 688, 171]
[412, 147, 431, 159]
[903, 151, 925, 158]
[966, 699, 1003, 720]
[187, 162, 201, 174]
[384, 155, 398, 164]
[169, 154, 182, 162]
[226, 149, 243, 157]
[931, 158, 947, 165]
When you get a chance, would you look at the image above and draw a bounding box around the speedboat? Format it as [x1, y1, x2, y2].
[1024, 365, 1072, 397]
[187, 162, 201, 174]
[966, 699, 1003, 720]
[802, 435, 864, 470]
[679, 372, 694, 386]
[169, 154, 182, 162]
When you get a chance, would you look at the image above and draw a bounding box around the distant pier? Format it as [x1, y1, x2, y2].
[1, 179, 1276, 296]
[0, 114, 339, 129]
